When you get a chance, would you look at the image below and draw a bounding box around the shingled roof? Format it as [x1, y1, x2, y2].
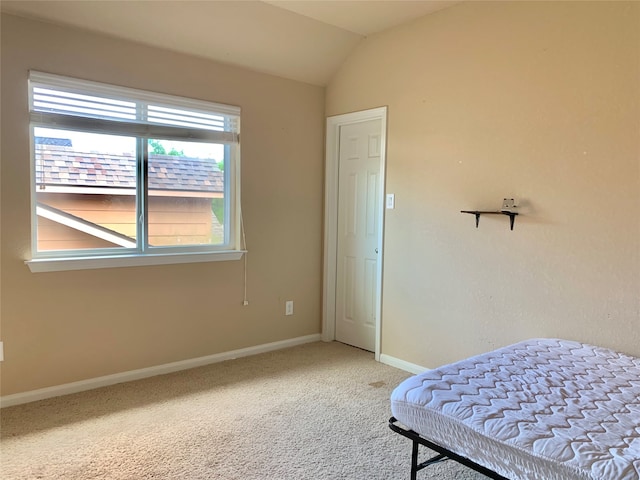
[35, 144, 223, 193]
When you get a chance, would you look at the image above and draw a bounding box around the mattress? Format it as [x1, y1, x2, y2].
[390, 338, 640, 480]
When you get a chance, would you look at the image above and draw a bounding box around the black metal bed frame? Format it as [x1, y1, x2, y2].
[388, 416, 509, 480]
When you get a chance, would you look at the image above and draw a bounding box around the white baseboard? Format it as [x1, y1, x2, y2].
[379, 353, 428, 375]
[0, 334, 321, 408]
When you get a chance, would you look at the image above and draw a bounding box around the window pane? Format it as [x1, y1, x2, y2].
[147, 139, 225, 247]
[34, 128, 137, 252]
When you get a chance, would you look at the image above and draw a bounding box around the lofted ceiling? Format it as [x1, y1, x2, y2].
[1, 0, 459, 86]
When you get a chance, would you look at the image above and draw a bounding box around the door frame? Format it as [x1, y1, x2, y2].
[322, 107, 387, 361]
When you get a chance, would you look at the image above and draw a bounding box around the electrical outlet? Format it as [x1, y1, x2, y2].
[0, 341, 4, 362]
[285, 301, 294, 316]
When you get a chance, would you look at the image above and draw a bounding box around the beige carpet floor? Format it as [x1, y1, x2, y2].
[1, 341, 489, 479]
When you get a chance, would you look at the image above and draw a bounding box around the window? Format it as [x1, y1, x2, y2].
[27, 72, 243, 272]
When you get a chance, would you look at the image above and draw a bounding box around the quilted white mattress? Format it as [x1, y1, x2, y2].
[391, 338, 640, 479]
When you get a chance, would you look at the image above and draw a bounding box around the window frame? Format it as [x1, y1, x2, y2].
[25, 72, 244, 273]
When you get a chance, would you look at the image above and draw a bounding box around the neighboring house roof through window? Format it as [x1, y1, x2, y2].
[34, 143, 224, 195]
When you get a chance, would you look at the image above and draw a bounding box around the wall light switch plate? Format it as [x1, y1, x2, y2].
[0, 341, 4, 362]
[386, 193, 395, 209]
[285, 301, 294, 316]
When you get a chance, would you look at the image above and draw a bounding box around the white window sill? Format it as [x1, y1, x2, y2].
[26, 250, 246, 273]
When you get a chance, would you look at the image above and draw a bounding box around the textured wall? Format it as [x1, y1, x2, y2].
[0, 14, 325, 395]
[327, 1, 640, 367]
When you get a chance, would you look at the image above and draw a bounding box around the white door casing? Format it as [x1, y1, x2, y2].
[323, 107, 387, 359]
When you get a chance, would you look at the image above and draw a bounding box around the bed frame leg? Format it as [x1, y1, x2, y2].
[411, 440, 419, 480]
[390, 416, 508, 480]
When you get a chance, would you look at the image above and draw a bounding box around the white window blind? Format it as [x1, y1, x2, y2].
[29, 71, 240, 144]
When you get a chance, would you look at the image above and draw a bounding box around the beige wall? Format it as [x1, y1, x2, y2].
[327, 1, 640, 367]
[0, 14, 325, 395]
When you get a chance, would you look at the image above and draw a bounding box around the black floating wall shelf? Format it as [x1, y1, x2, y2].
[461, 210, 519, 230]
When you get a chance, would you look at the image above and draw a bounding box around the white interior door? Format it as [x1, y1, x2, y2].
[334, 119, 382, 352]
